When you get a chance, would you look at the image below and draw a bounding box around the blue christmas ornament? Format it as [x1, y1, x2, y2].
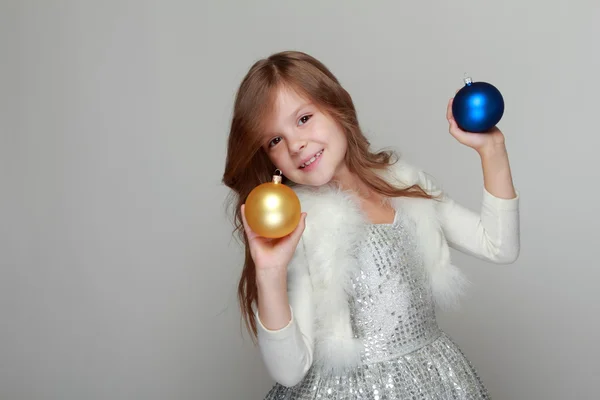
[452, 74, 504, 133]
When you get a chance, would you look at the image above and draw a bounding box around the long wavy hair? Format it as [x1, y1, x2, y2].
[222, 50, 434, 340]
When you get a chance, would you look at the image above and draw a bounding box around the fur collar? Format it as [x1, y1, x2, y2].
[287, 160, 468, 376]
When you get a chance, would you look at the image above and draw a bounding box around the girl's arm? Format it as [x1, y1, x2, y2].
[240, 206, 314, 386]
[254, 241, 314, 387]
[432, 98, 520, 263]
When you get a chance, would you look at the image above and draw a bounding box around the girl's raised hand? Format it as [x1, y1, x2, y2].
[446, 96, 507, 155]
[240, 204, 307, 276]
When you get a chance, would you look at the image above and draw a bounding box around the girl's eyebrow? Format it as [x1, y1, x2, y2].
[289, 102, 313, 120]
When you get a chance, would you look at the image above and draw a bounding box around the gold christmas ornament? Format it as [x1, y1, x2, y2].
[245, 170, 301, 238]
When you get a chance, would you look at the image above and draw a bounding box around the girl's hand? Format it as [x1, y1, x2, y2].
[446, 96, 507, 156]
[240, 204, 307, 277]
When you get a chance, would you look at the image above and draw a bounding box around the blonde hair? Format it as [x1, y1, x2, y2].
[222, 50, 433, 339]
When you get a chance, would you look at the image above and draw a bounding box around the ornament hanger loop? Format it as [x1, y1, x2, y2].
[274, 169, 282, 176]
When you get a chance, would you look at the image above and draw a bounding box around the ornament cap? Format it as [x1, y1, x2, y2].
[273, 169, 283, 184]
[463, 73, 473, 86]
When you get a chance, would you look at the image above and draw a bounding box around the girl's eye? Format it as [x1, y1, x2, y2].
[268, 137, 282, 148]
[298, 115, 312, 126]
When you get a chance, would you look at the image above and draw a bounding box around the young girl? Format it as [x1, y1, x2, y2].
[222, 50, 519, 399]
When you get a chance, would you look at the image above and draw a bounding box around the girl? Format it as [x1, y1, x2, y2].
[222, 50, 519, 399]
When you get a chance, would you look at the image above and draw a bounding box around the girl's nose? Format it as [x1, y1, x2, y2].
[289, 140, 307, 154]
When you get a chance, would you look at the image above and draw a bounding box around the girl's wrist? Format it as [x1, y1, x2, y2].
[477, 141, 508, 160]
[477, 142, 517, 199]
[256, 266, 288, 291]
[256, 269, 291, 330]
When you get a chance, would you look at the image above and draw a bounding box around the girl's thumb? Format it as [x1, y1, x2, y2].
[293, 212, 307, 238]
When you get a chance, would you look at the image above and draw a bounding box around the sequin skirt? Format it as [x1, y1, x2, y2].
[263, 333, 490, 400]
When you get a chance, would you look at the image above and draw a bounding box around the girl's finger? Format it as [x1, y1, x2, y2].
[449, 119, 463, 137]
[240, 204, 256, 238]
[446, 98, 454, 121]
[291, 213, 307, 241]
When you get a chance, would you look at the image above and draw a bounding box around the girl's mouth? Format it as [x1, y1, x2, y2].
[300, 149, 324, 169]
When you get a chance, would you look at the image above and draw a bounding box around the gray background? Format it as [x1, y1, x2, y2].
[2, 1, 599, 399]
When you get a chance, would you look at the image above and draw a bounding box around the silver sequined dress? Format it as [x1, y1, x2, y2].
[264, 212, 490, 399]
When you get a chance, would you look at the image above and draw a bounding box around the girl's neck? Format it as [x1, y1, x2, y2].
[332, 165, 375, 200]
[332, 164, 393, 221]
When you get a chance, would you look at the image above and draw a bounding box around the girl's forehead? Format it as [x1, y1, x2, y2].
[262, 86, 313, 131]
[273, 85, 311, 112]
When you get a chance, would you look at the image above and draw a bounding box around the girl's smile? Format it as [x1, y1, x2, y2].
[299, 149, 324, 170]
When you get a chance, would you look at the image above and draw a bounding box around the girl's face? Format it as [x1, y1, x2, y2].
[261, 86, 348, 187]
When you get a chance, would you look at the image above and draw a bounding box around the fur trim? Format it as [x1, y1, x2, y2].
[291, 185, 366, 375]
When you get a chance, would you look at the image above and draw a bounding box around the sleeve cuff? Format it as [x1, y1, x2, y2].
[482, 187, 520, 211]
[256, 306, 296, 341]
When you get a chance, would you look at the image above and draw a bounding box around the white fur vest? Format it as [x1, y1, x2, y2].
[286, 160, 468, 376]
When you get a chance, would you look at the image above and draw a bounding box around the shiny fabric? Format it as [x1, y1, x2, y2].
[264, 213, 490, 399]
